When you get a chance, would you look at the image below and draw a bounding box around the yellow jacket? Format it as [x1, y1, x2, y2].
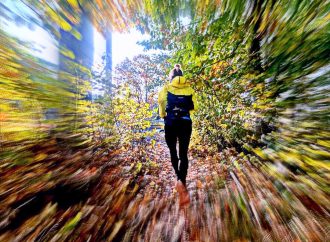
[158, 76, 198, 118]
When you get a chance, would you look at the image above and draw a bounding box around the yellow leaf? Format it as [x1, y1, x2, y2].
[62, 212, 82, 232]
[71, 28, 82, 40]
[47, 7, 72, 31]
[108, 220, 124, 241]
[303, 156, 329, 170]
[317, 139, 330, 148]
[253, 148, 267, 160]
[67, 0, 79, 8]
[35, 153, 47, 162]
[60, 48, 75, 60]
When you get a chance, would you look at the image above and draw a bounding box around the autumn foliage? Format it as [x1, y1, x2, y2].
[0, 0, 329, 241]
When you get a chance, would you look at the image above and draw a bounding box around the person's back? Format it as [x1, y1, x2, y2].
[158, 65, 197, 121]
[158, 65, 197, 204]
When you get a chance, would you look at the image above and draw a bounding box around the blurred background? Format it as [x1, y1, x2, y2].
[0, 0, 329, 241]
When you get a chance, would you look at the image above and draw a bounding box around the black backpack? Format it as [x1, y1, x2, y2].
[165, 92, 194, 122]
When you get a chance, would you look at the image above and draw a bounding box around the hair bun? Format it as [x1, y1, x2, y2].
[169, 64, 183, 80]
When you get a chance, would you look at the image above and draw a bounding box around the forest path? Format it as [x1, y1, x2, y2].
[0, 133, 328, 241]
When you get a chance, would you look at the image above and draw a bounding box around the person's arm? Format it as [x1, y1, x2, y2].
[189, 88, 198, 117]
[158, 85, 167, 118]
[192, 90, 198, 111]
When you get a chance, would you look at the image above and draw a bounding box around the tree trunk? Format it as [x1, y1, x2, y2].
[105, 29, 112, 95]
[248, 0, 264, 74]
[58, 8, 94, 132]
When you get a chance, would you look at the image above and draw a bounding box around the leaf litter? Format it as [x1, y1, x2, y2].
[0, 134, 329, 241]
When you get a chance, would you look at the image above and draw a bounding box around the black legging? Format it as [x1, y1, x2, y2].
[165, 119, 192, 185]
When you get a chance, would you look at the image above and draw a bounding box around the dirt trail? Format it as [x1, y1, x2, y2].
[0, 133, 329, 241]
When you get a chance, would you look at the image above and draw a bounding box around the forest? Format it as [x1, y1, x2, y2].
[0, 0, 329, 241]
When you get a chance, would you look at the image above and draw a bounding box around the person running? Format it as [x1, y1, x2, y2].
[158, 64, 197, 200]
